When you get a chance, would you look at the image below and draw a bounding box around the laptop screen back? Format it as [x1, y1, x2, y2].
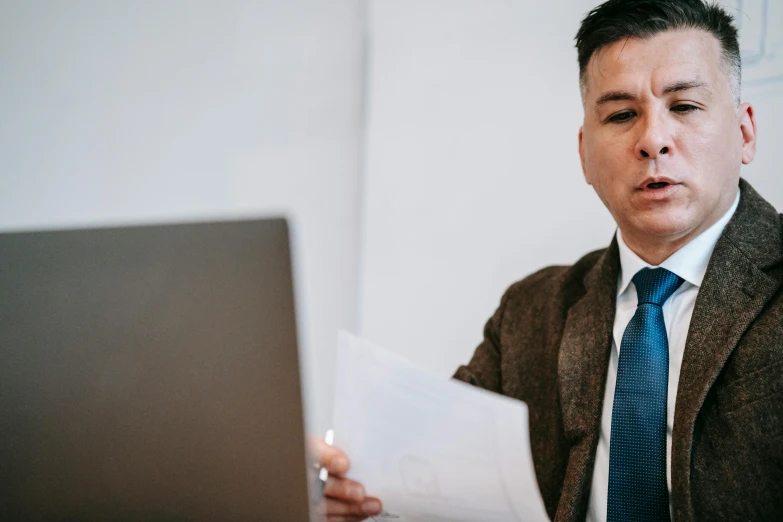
[0, 218, 311, 521]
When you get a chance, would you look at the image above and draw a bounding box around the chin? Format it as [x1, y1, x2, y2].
[632, 214, 695, 241]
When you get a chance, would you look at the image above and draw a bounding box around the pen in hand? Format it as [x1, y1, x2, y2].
[311, 429, 334, 505]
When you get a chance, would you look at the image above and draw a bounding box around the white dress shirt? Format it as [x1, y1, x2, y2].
[586, 190, 740, 522]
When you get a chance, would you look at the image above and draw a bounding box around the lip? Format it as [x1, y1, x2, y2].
[634, 177, 682, 200]
[638, 176, 679, 189]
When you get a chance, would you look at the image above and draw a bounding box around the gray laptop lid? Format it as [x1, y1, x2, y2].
[0, 218, 311, 521]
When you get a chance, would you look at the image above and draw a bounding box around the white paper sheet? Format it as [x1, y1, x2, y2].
[332, 332, 551, 522]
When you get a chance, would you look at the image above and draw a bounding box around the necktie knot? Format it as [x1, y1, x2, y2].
[632, 267, 683, 306]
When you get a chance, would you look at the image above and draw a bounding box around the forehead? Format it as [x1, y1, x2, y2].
[583, 29, 726, 98]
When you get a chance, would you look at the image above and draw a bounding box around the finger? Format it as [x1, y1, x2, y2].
[323, 475, 365, 502]
[360, 497, 383, 516]
[307, 436, 351, 476]
[326, 516, 370, 522]
[318, 497, 363, 517]
[319, 496, 383, 518]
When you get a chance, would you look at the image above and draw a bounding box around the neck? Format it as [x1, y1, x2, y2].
[620, 233, 692, 266]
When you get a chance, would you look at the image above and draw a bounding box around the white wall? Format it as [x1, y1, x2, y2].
[0, 0, 366, 434]
[3, 0, 781, 435]
[358, 0, 783, 377]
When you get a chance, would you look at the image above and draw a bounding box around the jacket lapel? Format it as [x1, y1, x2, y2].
[671, 180, 783, 521]
[556, 239, 619, 521]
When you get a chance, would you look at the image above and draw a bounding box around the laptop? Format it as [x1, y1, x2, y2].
[0, 218, 312, 521]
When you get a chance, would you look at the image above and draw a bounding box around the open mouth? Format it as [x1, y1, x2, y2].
[637, 179, 679, 198]
[639, 176, 678, 190]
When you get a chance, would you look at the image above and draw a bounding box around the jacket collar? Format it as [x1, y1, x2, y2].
[556, 237, 619, 521]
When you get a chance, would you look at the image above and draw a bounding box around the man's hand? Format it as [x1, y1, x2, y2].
[308, 435, 383, 521]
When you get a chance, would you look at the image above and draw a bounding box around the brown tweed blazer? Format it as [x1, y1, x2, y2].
[453, 179, 783, 521]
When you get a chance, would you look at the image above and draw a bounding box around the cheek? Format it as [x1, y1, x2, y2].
[680, 126, 719, 155]
[583, 145, 628, 212]
[583, 136, 627, 183]
[678, 121, 740, 180]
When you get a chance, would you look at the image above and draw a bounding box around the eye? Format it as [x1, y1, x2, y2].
[671, 104, 699, 114]
[607, 111, 635, 123]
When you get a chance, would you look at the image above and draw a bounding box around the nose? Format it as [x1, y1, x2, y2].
[635, 112, 673, 160]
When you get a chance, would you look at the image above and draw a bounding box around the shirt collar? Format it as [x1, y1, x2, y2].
[616, 189, 741, 297]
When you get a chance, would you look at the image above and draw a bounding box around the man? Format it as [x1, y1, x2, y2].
[315, 0, 782, 520]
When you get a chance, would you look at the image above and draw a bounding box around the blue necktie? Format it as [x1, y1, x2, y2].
[607, 267, 683, 522]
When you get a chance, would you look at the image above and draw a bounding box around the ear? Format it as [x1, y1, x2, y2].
[738, 102, 757, 165]
[578, 126, 591, 184]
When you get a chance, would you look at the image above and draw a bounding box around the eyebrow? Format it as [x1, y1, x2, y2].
[593, 78, 713, 112]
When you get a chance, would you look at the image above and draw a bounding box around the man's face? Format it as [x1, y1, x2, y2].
[578, 29, 756, 249]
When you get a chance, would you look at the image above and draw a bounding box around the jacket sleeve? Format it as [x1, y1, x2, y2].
[451, 287, 511, 393]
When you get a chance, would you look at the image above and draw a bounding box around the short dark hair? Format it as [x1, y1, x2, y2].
[575, 0, 741, 104]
